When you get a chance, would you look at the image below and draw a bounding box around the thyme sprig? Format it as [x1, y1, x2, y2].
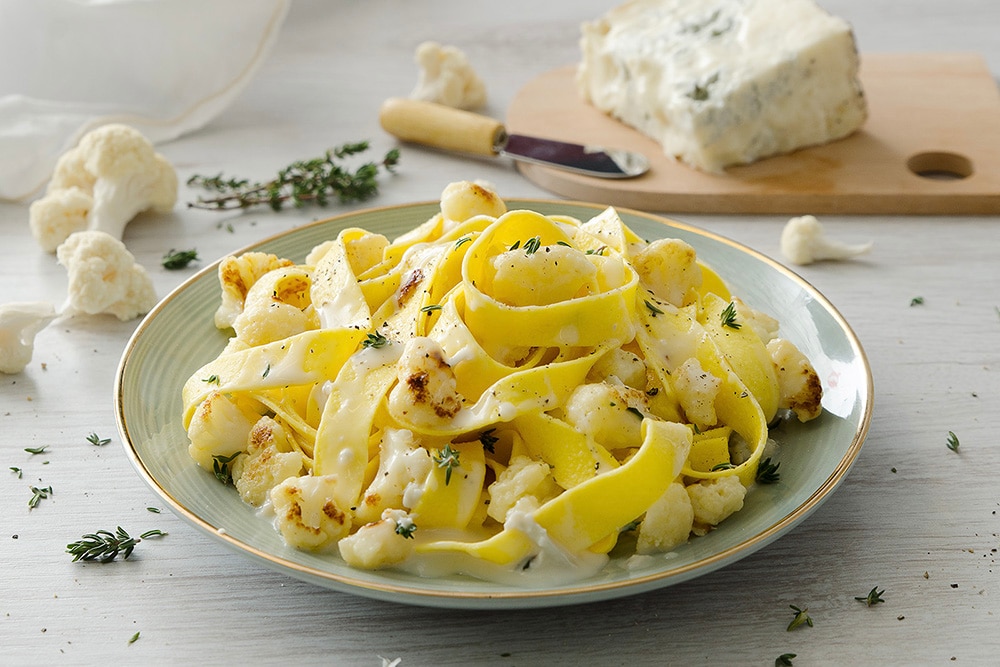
[362, 331, 391, 349]
[66, 526, 167, 563]
[87, 432, 111, 447]
[946, 431, 960, 452]
[162, 248, 199, 270]
[720, 301, 741, 329]
[855, 586, 886, 606]
[212, 452, 240, 484]
[394, 517, 417, 539]
[187, 142, 400, 211]
[756, 457, 781, 484]
[786, 605, 814, 631]
[433, 444, 461, 485]
[28, 485, 53, 509]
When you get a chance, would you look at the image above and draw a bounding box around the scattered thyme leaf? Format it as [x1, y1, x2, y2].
[644, 299, 664, 316]
[128, 631, 141, 645]
[28, 485, 53, 509]
[479, 429, 499, 453]
[775, 654, 796, 666]
[910, 296, 924, 306]
[86, 432, 111, 447]
[24, 446, 48, 455]
[787, 605, 813, 631]
[212, 452, 241, 484]
[362, 331, 391, 349]
[585, 246, 607, 256]
[420, 304, 443, 313]
[508, 240, 521, 251]
[946, 431, 960, 452]
[433, 444, 461, 485]
[10, 466, 23, 479]
[454, 236, 472, 248]
[855, 586, 886, 606]
[262, 363, 270, 378]
[626, 406, 644, 420]
[756, 457, 781, 484]
[394, 518, 417, 539]
[711, 462, 735, 471]
[720, 301, 741, 329]
[146, 507, 161, 513]
[523, 236, 542, 255]
[161, 248, 199, 270]
[202, 374, 220, 385]
[187, 142, 400, 211]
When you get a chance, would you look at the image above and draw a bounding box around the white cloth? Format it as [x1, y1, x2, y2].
[0, 0, 290, 201]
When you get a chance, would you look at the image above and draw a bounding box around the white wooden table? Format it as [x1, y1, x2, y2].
[3, 1, 998, 663]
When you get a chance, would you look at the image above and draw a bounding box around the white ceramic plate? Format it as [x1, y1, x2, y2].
[116, 200, 872, 609]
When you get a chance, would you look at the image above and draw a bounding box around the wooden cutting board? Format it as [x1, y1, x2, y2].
[505, 54, 1000, 215]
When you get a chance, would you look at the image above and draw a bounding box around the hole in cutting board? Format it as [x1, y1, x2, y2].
[907, 151, 973, 180]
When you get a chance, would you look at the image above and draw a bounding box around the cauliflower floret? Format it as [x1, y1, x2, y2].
[687, 476, 746, 529]
[214, 252, 295, 330]
[586, 346, 647, 389]
[490, 243, 598, 307]
[0, 302, 57, 374]
[270, 474, 351, 551]
[388, 337, 463, 427]
[410, 41, 487, 110]
[28, 187, 92, 252]
[767, 338, 823, 421]
[55, 230, 156, 320]
[632, 238, 703, 307]
[339, 508, 416, 569]
[440, 180, 506, 225]
[672, 358, 722, 429]
[186, 391, 263, 471]
[562, 382, 650, 450]
[231, 267, 318, 346]
[637, 481, 694, 554]
[355, 428, 433, 524]
[231, 417, 305, 506]
[780, 215, 872, 266]
[29, 124, 177, 251]
[487, 455, 562, 524]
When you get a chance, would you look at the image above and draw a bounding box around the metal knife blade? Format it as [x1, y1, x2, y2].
[379, 98, 649, 179]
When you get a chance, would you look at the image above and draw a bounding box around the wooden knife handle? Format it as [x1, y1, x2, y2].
[379, 98, 505, 157]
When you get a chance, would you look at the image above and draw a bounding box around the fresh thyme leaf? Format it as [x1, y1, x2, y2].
[909, 296, 924, 306]
[720, 301, 741, 329]
[626, 406, 644, 420]
[479, 428, 499, 453]
[212, 452, 241, 484]
[128, 631, 141, 645]
[644, 299, 664, 316]
[946, 431, 960, 452]
[509, 240, 521, 251]
[24, 445, 48, 455]
[10, 466, 23, 479]
[146, 507, 161, 513]
[756, 457, 781, 484]
[262, 363, 270, 378]
[161, 248, 199, 270]
[86, 432, 111, 447]
[362, 331, 390, 349]
[433, 444, 461, 485]
[187, 142, 400, 211]
[711, 462, 735, 471]
[787, 605, 813, 631]
[202, 374, 220, 385]
[775, 654, 796, 666]
[394, 518, 417, 539]
[420, 304, 443, 313]
[454, 236, 472, 248]
[523, 236, 542, 255]
[66, 526, 165, 563]
[855, 586, 886, 606]
[556, 240, 572, 247]
[585, 246, 607, 256]
[28, 485, 53, 509]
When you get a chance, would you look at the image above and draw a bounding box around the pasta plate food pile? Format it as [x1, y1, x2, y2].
[180, 181, 823, 584]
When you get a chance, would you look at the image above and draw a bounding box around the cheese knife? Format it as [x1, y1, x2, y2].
[379, 98, 649, 179]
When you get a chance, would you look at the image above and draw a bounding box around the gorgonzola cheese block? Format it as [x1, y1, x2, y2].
[577, 0, 867, 172]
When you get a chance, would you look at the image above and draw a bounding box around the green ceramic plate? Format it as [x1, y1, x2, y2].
[115, 200, 872, 609]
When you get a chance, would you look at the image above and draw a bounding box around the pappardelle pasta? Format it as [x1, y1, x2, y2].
[181, 181, 823, 583]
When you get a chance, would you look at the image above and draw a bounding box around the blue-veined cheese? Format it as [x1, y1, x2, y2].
[576, 0, 867, 172]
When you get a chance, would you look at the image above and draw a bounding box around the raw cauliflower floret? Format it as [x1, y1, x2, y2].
[672, 358, 722, 429]
[231, 416, 305, 506]
[487, 455, 562, 524]
[411, 41, 487, 110]
[440, 180, 507, 225]
[767, 338, 823, 421]
[637, 481, 694, 554]
[562, 381, 650, 450]
[354, 428, 433, 524]
[490, 243, 598, 307]
[388, 337, 463, 428]
[780, 215, 872, 266]
[270, 474, 351, 551]
[56, 230, 157, 320]
[339, 508, 417, 569]
[214, 252, 295, 330]
[231, 267, 318, 347]
[0, 302, 57, 374]
[632, 238, 703, 307]
[187, 391, 262, 471]
[687, 475, 746, 528]
[29, 124, 177, 251]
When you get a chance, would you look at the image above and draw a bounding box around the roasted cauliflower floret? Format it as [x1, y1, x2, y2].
[270, 475, 350, 551]
[231, 267, 318, 347]
[672, 358, 722, 429]
[355, 428, 433, 524]
[562, 382, 650, 450]
[388, 337, 463, 427]
[633, 238, 703, 307]
[487, 455, 562, 524]
[637, 481, 694, 554]
[688, 476, 746, 529]
[186, 391, 262, 471]
[767, 338, 823, 421]
[231, 416, 305, 506]
[490, 243, 598, 307]
[339, 508, 416, 569]
[586, 346, 647, 389]
[440, 180, 506, 225]
[214, 252, 295, 330]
